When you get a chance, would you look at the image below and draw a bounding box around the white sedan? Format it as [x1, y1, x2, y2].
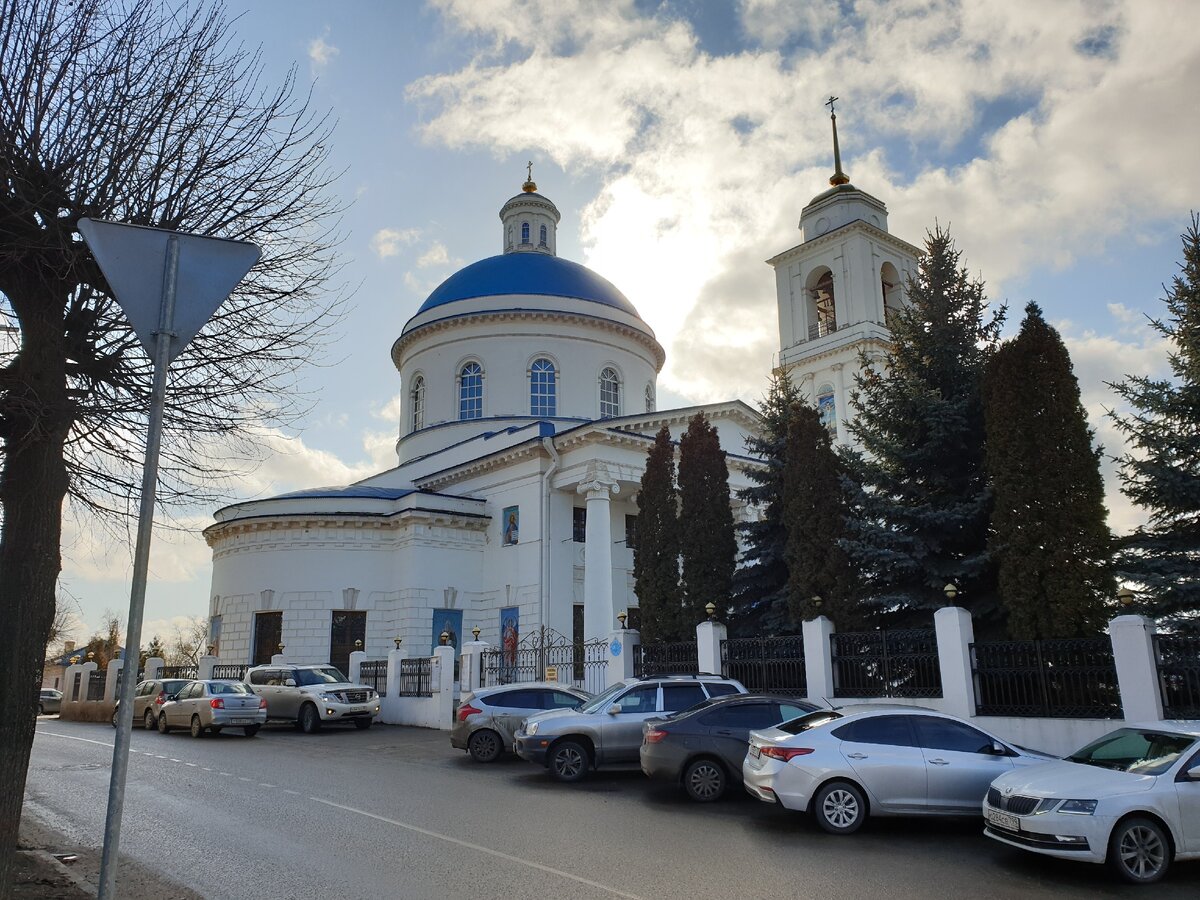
[984, 723, 1200, 884]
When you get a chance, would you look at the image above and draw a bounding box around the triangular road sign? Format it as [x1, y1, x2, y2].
[78, 219, 261, 364]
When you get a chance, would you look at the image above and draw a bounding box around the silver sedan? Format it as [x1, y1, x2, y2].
[744, 705, 1055, 834]
[157, 680, 267, 738]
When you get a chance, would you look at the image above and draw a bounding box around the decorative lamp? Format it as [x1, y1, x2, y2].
[617, 611, 627, 629]
[1118, 586, 1135, 607]
[393, 635, 403, 650]
[471, 627, 481, 641]
[943, 583, 959, 605]
[439, 630, 450, 646]
[354, 639, 363, 650]
[705, 601, 717, 621]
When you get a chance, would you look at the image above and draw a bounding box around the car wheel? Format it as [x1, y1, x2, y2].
[468, 729, 502, 763]
[298, 703, 321, 734]
[111, 709, 119, 728]
[38, 704, 45, 716]
[157, 714, 170, 734]
[143, 709, 156, 730]
[1107, 817, 1171, 884]
[813, 781, 867, 835]
[353, 718, 372, 730]
[549, 740, 589, 783]
[683, 758, 727, 802]
[190, 715, 205, 739]
[243, 725, 260, 738]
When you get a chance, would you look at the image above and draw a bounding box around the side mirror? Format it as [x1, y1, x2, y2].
[990, 741, 1010, 756]
[1187, 765, 1200, 781]
[608, 704, 621, 716]
[284, 678, 297, 687]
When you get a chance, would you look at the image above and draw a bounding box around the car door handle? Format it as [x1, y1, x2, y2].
[929, 758, 950, 766]
[715, 730, 734, 736]
[847, 752, 868, 760]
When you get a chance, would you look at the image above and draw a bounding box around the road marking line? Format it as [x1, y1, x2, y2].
[309, 796, 644, 900]
[186, 763, 198, 767]
[35, 731, 113, 749]
[282, 790, 300, 796]
[259, 783, 275, 788]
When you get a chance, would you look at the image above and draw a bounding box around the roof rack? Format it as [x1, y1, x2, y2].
[639, 672, 722, 680]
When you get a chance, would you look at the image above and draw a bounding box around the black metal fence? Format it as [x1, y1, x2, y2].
[634, 641, 700, 677]
[398, 657, 432, 697]
[71, 671, 82, 701]
[480, 628, 608, 694]
[971, 638, 1121, 718]
[1155, 634, 1200, 718]
[359, 660, 388, 697]
[115, 668, 145, 693]
[86, 671, 105, 701]
[720, 635, 807, 697]
[161, 665, 198, 680]
[212, 664, 248, 681]
[831, 629, 942, 698]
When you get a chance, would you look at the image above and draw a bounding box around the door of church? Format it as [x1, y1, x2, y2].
[252, 611, 282, 667]
[330, 611, 366, 677]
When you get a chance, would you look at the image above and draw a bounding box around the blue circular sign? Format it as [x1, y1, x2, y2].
[610, 639, 622, 657]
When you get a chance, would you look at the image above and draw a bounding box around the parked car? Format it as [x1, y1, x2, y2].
[37, 689, 63, 716]
[514, 674, 747, 782]
[984, 723, 1200, 885]
[111, 679, 191, 729]
[157, 680, 267, 737]
[641, 693, 818, 801]
[743, 705, 1055, 834]
[452, 683, 590, 762]
[244, 664, 380, 733]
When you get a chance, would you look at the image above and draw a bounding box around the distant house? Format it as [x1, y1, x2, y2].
[42, 640, 126, 690]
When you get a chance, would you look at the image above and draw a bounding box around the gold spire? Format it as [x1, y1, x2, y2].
[522, 159, 537, 193]
[826, 95, 850, 186]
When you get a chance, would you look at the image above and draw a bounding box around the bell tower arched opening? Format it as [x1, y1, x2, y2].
[806, 267, 838, 340]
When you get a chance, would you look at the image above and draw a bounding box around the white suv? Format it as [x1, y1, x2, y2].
[244, 664, 380, 733]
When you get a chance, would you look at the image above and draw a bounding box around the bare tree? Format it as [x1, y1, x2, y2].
[166, 615, 209, 666]
[44, 602, 82, 657]
[0, 1, 344, 888]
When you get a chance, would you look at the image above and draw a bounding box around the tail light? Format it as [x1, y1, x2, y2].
[210, 698, 225, 709]
[457, 703, 482, 722]
[760, 746, 814, 762]
[259, 697, 268, 709]
[644, 727, 668, 744]
[155, 692, 166, 705]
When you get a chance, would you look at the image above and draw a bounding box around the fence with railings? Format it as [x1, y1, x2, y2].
[161, 665, 198, 680]
[971, 639, 1122, 718]
[358, 659, 388, 696]
[398, 657, 432, 697]
[634, 641, 700, 678]
[720, 635, 807, 696]
[479, 629, 608, 694]
[830, 629, 942, 698]
[1155, 634, 1200, 718]
[212, 663, 248, 681]
[86, 671, 105, 701]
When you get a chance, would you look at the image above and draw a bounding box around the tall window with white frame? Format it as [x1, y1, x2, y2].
[539, 224, 547, 247]
[521, 222, 530, 244]
[459, 362, 483, 420]
[599, 367, 621, 418]
[410, 374, 425, 432]
[530, 357, 556, 417]
[645, 383, 655, 413]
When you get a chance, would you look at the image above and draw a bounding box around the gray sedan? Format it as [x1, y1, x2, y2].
[452, 683, 590, 762]
[37, 689, 62, 715]
[157, 680, 266, 738]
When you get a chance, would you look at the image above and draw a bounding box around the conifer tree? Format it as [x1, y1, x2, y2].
[782, 402, 858, 627]
[843, 226, 1004, 627]
[1110, 215, 1200, 629]
[730, 372, 801, 632]
[678, 412, 737, 628]
[633, 426, 683, 641]
[983, 302, 1114, 638]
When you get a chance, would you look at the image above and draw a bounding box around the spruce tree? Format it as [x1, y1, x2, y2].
[983, 302, 1114, 638]
[843, 226, 1004, 628]
[678, 412, 737, 630]
[730, 372, 801, 633]
[782, 402, 858, 627]
[633, 426, 683, 641]
[1110, 215, 1200, 629]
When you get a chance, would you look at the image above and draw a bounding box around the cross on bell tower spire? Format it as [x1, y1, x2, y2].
[826, 96, 850, 186]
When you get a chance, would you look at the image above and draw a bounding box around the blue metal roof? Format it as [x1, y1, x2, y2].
[269, 486, 417, 501]
[416, 253, 641, 318]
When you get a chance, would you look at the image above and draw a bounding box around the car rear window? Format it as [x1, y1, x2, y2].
[704, 682, 740, 698]
[208, 682, 252, 695]
[779, 711, 843, 735]
[662, 684, 706, 711]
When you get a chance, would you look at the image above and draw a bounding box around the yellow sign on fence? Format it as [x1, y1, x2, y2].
[544, 665, 558, 682]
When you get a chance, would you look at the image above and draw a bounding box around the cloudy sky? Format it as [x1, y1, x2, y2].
[58, 0, 1199, 644]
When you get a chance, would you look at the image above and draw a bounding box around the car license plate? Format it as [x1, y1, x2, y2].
[231, 717, 254, 725]
[986, 807, 1019, 832]
[352, 705, 367, 712]
[749, 745, 761, 758]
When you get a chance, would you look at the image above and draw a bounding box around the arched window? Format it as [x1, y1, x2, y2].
[530, 358, 556, 417]
[539, 224, 548, 246]
[816, 383, 836, 437]
[645, 383, 655, 413]
[459, 362, 483, 420]
[521, 222, 530, 244]
[410, 375, 425, 432]
[881, 261, 903, 327]
[599, 367, 621, 418]
[806, 268, 837, 340]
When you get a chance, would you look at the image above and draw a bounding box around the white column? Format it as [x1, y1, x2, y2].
[1110, 615, 1164, 722]
[696, 620, 726, 676]
[934, 606, 976, 718]
[606, 628, 639, 688]
[803, 616, 836, 702]
[105, 659, 123, 704]
[459, 640, 488, 693]
[143, 657, 164, 682]
[578, 465, 619, 641]
[431, 645, 456, 728]
[347, 650, 366, 685]
[198, 655, 216, 680]
[831, 362, 848, 445]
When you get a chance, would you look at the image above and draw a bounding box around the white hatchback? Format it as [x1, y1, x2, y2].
[984, 723, 1200, 884]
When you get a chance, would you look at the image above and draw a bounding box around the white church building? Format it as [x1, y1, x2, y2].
[203, 125, 919, 674]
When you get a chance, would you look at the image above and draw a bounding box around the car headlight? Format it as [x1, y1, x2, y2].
[527, 722, 538, 735]
[1058, 799, 1097, 815]
[318, 692, 337, 702]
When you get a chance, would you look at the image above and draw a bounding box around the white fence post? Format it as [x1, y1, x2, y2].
[347, 650, 366, 685]
[459, 640, 488, 692]
[1110, 615, 1164, 722]
[934, 606, 976, 718]
[198, 654, 216, 680]
[803, 616, 835, 702]
[143, 657, 164, 682]
[432, 645, 455, 727]
[696, 620, 725, 676]
[606, 628, 639, 688]
[105, 659, 123, 704]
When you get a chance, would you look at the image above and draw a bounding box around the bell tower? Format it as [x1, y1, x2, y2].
[768, 98, 921, 445]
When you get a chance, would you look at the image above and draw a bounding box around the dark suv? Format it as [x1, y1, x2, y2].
[513, 674, 746, 782]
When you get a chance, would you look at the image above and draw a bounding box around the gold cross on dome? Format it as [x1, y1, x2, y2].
[527, 160, 533, 181]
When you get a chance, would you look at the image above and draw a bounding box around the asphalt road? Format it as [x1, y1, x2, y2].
[23, 718, 1200, 900]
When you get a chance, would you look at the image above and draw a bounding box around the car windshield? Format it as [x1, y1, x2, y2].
[778, 710, 842, 735]
[293, 667, 347, 686]
[162, 680, 189, 695]
[208, 682, 252, 695]
[577, 682, 628, 714]
[1066, 728, 1197, 776]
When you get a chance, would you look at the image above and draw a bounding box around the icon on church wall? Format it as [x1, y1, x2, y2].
[817, 389, 836, 436]
[431, 608, 462, 655]
[502, 506, 519, 545]
[500, 606, 519, 675]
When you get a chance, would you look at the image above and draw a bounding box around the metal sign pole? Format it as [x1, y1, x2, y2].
[97, 235, 180, 900]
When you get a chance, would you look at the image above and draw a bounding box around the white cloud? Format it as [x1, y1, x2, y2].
[370, 227, 420, 259]
[308, 33, 339, 69]
[417, 242, 452, 268]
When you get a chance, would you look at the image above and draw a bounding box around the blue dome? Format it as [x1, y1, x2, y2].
[416, 253, 641, 319]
